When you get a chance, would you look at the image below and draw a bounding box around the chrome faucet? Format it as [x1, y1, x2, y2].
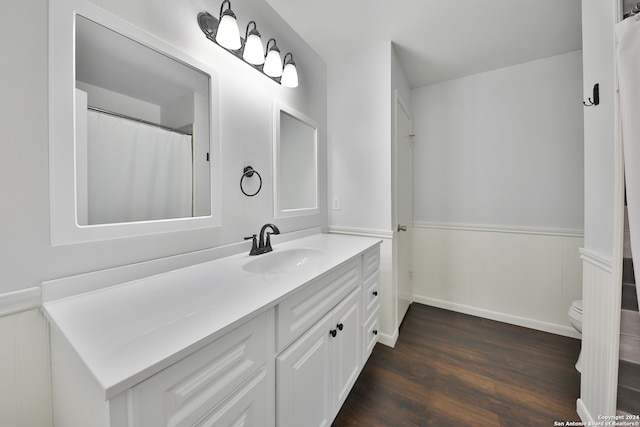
[244, 223, 280, 256]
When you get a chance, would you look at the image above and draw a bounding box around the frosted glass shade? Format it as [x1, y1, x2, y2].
[243, 34, 265, 65]
[263, 49, 283, 77]
[216, 13, 241, 50]
[281, 62, 298, 88]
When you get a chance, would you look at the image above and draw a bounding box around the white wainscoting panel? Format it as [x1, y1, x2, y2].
[577, 249, 620, 422]
[412, 226, 584, 337]
[0, 308, 53, 427]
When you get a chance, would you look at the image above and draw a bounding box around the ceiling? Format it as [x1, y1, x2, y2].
[264, 0, 583, 88]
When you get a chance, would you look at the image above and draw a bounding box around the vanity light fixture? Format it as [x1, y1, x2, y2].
[263, 38, 283, 78]
[242, 21, 265, 65]
[215, 0, 241, 50]
[281, 53, 298, 88]
[197, 2, 299, 87]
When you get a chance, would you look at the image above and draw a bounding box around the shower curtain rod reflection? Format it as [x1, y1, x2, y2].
[625, 1, 640, 18]
[87, 106, 193, 136]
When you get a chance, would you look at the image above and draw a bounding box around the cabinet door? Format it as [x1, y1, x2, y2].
[333, 288, 361, 411]
[277, 313, 334, 427]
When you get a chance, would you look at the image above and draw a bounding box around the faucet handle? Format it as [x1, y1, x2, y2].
[264, 232, 274, 253]
[244, 234, 259, 256]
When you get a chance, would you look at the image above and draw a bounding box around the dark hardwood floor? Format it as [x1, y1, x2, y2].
[333, 304, 582, 427]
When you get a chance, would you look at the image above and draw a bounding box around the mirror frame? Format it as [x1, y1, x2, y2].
[273, 101, 319, 218]
[49, 0, 221, 245]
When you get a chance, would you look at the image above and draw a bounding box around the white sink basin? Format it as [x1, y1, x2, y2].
[242, 248, 327, 275]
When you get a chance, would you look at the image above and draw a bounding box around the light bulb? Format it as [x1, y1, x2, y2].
[242, 25, 265, 65]
[216, 8, 240, 50]
[281, 53, 298, 87]
[263, 46, 282, 77]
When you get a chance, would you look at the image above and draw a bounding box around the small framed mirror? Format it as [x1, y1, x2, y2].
[273, 102, 319, 218]
[49, 0, 220, 245]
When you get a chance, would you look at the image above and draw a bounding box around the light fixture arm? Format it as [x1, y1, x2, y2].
[245, 20, 259, 39]
[283, 52, 294, 65]
[219, 0, 234, 20]
[265, 38, 279, 56]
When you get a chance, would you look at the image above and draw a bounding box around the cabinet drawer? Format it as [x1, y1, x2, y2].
[276, 259, 361, 352]
[193, 368, 268, 427]
[362, 272, 380, 322]
[363, 309, 379, 364]
[362, 246, 380, 280]
[129, 312, 267, 427]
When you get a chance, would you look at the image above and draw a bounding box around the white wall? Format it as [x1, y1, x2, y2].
[0, 0, 327, 425]
[327, 42, 392, 233]
[410, 51, 585, 335]
[327, 42, 411, 346]
[412, 51, 584, 232]
[581, 0, 618, 259]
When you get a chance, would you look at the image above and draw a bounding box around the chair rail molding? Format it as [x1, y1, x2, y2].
[328, 226, 395, 239]
[579, 247, 613, 273]
[0, 287, 42, 318]
[414, 221, 584, 238]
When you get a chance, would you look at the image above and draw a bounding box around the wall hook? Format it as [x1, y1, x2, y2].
[583, 83, 599, 106]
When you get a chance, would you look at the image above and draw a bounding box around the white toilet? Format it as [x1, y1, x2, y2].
[568, 300, 583, 373]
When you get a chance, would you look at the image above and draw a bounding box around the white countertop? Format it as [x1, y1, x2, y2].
[42, 233, 381, 399]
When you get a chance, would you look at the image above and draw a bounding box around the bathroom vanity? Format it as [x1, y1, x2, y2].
[43, 233, 380, 427]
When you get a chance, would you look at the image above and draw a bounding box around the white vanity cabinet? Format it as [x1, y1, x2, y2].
[44, 234, 381, 427]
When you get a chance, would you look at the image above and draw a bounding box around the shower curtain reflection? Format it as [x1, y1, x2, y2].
[85, 110, 193, 225]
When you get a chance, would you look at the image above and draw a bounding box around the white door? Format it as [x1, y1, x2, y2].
[396, 94, 413, 326]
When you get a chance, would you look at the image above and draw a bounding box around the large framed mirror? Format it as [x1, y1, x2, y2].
[273, 102, 319, 218]
[49, 0, 220, 245]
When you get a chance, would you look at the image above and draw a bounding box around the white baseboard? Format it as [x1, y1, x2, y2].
[577, 398, 593, 423]
[377, 329, 398, 348]
[413, 295, 581, 339]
